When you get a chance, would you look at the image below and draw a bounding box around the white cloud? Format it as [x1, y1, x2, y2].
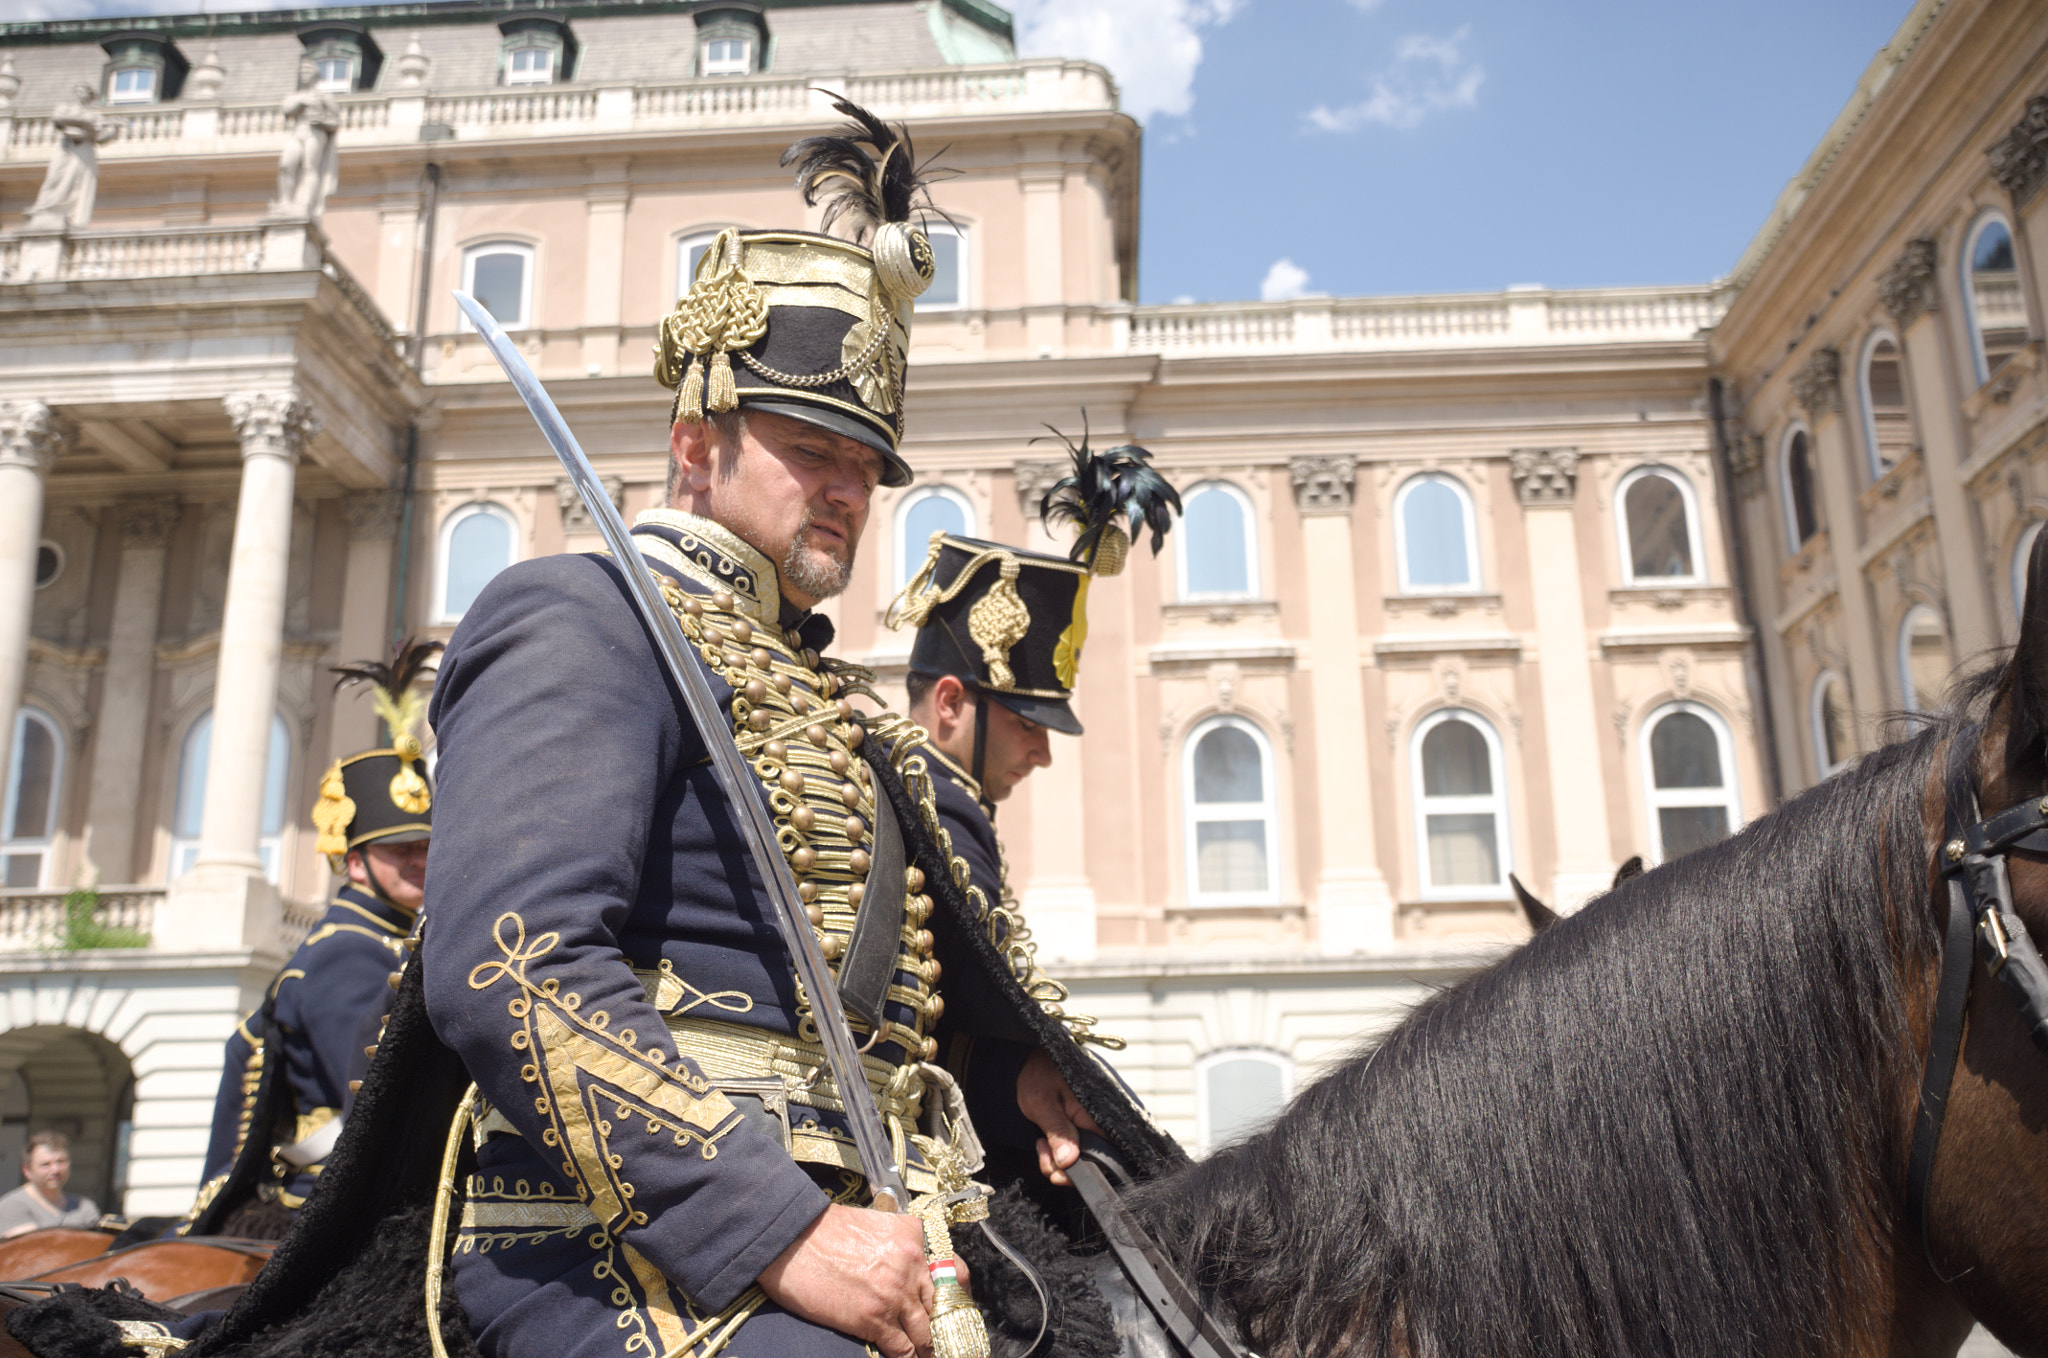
[1260, 258, 1310, 302]
[1305, 24, 1484, 133]
[1010, 0, 1242, 123]
[1346, 0, 1387, 10]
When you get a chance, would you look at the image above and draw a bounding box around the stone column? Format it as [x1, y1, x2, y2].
[1014, 462, 1095, 960]
[160, 391, 316, 955]
[1792, 350, 1887, 726]
[1880, 240, 1996, 658]
[1511, 449, 1613, 911]
[1289, 456, 1395, 953]
[80, 499, 180, 884]
[328, 491, 401, 763]
[0, 403, 64, 798]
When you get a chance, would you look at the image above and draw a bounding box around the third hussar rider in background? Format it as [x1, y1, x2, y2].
[185, 642, 438, 1237]
[891, 429, 1178, 1203]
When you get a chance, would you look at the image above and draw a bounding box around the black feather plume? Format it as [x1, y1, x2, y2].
[331, 637, 443, 747]
[1035, 412, 1182, 568]
[782, 94, 936, 243]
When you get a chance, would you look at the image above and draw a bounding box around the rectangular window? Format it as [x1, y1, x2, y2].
[107, 67, 155, 103]
[702, 38, 751, 75]
[315, 57, 355, 92]
[506, 47, 554, 84]
[922, 230, 962, 308]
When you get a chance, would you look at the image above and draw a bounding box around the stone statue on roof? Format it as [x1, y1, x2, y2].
[25, 84, 121, 231]
[272, 63, 341, 222]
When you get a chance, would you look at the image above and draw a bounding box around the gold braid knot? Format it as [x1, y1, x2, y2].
[656, 228, 770, 424]
[965, 559, 1028, 691]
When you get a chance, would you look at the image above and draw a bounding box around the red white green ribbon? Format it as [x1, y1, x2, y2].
[928, 1258, 961, 1286]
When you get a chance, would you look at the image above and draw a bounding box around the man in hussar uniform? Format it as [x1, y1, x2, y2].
[186, 644, 439, 1236]
[422, 101, 1180, 1358]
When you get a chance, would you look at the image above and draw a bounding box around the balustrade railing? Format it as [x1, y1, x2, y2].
[61, 225, 264, 278]
[0, 888, 158, 952]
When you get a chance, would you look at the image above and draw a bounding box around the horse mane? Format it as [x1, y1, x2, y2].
[1132, 669, 2003, 1358]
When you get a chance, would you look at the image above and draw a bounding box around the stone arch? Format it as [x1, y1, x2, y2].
[0, 1026, 135, 1211]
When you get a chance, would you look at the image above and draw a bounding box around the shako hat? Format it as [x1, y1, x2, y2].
[311, 638, 443, 872]
[888, 418, 1182, 736]
[654, 95, 945, 489]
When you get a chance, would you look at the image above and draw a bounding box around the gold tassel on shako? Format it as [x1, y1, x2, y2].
[311, 761, 355, 871]
[655, 228, 768, 424]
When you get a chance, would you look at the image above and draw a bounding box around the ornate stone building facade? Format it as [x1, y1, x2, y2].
[1, 0, 2009, 1212]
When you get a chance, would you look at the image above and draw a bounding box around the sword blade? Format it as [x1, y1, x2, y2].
[452, 290, 911, 1212]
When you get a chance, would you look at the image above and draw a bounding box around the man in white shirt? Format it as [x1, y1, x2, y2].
[0, 1131, 99, 1237]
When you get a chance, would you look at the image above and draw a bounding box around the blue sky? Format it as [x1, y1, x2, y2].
[17, 0, 1913, 304]
[1009, 0, 1916, 302]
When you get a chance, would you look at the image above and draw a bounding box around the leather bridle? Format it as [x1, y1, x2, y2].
[1904, 727, 2048, 1269]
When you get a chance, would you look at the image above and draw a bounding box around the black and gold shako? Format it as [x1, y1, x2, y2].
[311, 638, 441, 873]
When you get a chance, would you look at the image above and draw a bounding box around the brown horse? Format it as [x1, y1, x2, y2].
[26, 1239, 272, 1297]
[0, 1235, 110, 1286]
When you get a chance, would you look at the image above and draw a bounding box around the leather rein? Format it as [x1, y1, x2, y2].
[1904, 727, 2048, 1270]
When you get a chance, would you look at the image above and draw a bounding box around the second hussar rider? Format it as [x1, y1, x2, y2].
[423, 102, 1175, 1358]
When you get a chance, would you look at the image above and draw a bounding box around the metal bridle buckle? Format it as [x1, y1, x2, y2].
[1980, 908, 2012, 974]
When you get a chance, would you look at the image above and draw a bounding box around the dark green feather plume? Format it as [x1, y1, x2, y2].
[1035, 412, 1181, 570]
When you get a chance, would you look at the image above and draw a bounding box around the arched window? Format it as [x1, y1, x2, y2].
[1898, 605, 1952, 715]
[1810, 673, 1853, 778]
[3, 709, 63, 889]
[1412, 709, 1510, 897]
[169, 711, 292, 882]
[1616, 466, 1699, 583]
[2015, 520, 2044, 621]
[436, 502, 518, 622]
[918, 224, 967, 311]
[1195, 1048, 1293, 1153]
[1780, 426, 1820, 552]
[894, 486, 973, 589]
[1963, 214, 2027, 385]
[461, 242, 534, 331]
[1394, 473, 1479, 593]
[1640, 703, 1740, 864]
[1176, 482, 1257, 601]
[1858, 331, 1914, 477]
[1182, 716, 1277, 904]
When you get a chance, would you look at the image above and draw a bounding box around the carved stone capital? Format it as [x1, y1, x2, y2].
[118, 497, 180, 550]
[1791, 348, 1843, 417]
[223, 390, 319, 463]
[1989, 94, 2048, 207]
[342, 489, 403, 542]
[1509, 447, 1579, 505]
[1725, 434, 1766, 497]
[1011, 459, 1065, 520]
[556, 476, 625, 535]
[1879, 239, 1939, 328]
[0, 401, 66, 474]
[1288, 455, 1356, 514]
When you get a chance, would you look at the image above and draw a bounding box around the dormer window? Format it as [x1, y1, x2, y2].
[693, 4, 767, 77]
[297, 24, 381, 94]
[497, 14, 576, 87]
[702, 37, 750, 75]
[315, 56, 354, 91]
[99, 33, 185, 105]
[107, 66, 155, 103]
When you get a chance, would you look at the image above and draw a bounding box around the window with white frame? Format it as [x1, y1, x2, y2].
[34, 543, 62, 591]
[1810, 673, 1852, 778]
[505, 44, 554, 84]
[1963, 213, 2027, 385]
[1183, 717, 1277, 903]
[1176, 482, 1257, 601]
[168, 711, 292, 882]
[1412, 708, 1510, 896]
[436, 502, 518, 622]
[314, 56, 354, 91]
[895, 486, 973, 589]
[462, 243, 534, 331]
[3, 709, 63, 889]
[701, 36, 751, 74]
[1897, 605, 1951, 716]
[1858, 331, 1914, 477]
[106, 66, 156, 103]
[1394, 473, 1479, 593]
[1641, 703, 1740, 864]
[1195, 1048, 1292, 1153]
[2015, 520, 2044, 622]
[1780, 426, 1820, 551]
[676, 231, 725, 299]
[1617, 465, 1699, 583]
[918, 224, 966, 310]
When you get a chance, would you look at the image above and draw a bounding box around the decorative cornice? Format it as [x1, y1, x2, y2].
[1791, 347, 1843, 416]
[222, 390, 318, 464]
[1011, 459, 1064, 520]
[118, 498, 180, 550]
[1988, 94, 2048, 207]
[556, 475, 625, 535]
[1508, 447, 1579, 505]
[0, 401, 65, 474]
[1288, 455, 1356, 514]
[1878, 239, 1939, 329]
[342, 489, 403, 542]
